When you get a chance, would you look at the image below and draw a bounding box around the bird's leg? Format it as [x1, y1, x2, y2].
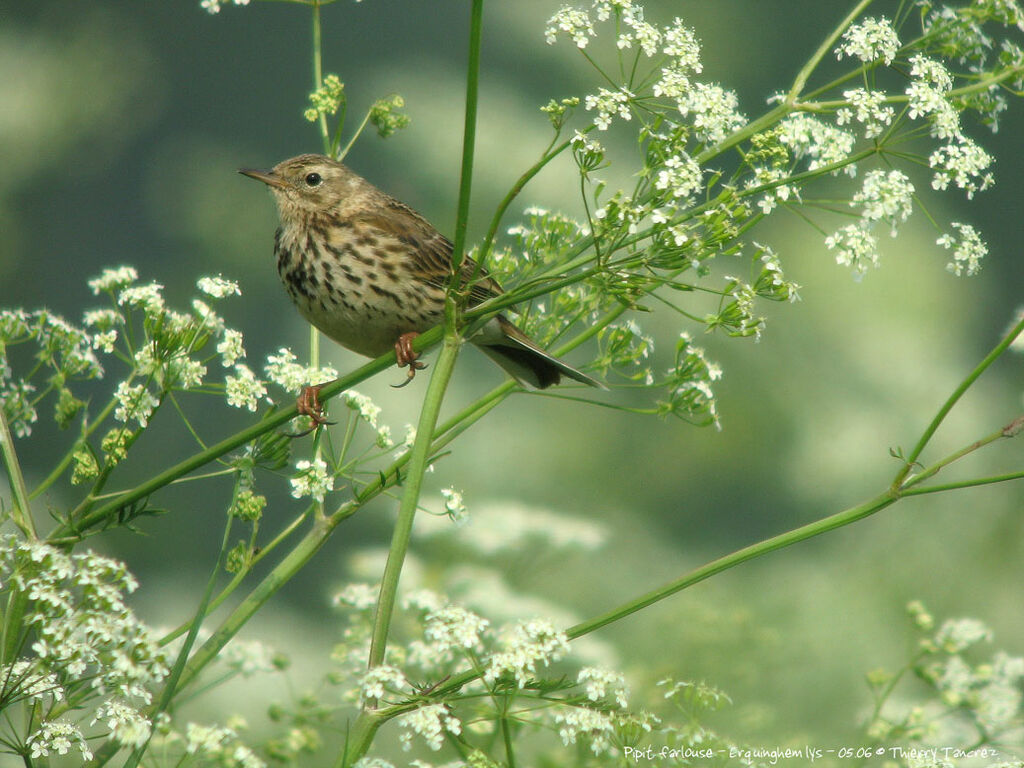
[292, 383, 336, 436]
[392, 332, 428, 389]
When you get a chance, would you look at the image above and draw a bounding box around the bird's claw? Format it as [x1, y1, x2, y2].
[391, 332, 427, 388]
[290, 384, 336, 437]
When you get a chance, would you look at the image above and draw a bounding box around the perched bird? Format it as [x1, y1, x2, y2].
[240, 154, 603, 422]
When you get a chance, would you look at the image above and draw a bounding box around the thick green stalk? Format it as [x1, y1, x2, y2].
[0, 407, 35, 539]
[365, 0, 484, 673]
[366, 335, 461, 670]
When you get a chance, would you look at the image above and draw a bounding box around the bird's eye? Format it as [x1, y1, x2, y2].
[304, 172, 323, 187]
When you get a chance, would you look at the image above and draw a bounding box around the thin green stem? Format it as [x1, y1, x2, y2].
[0, 408, 35, 539]
[565, 490, 898, 640]
[312, 0, 330, 153]
[30, 396, 117, 500]
[788, 0, 877, 101]
[47, 348, 406, 541]
[893, 315, 1024, 488]
[120, 507, 236, 768]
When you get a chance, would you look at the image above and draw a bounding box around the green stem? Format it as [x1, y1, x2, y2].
[120, 505, 236, 768]
[47, 349, 405, 541]
[0, 407, 35, 539]
[312, 0, 330, 153]
[366, 336, 461, 671]
[449, 0, 484, 272]
[567, 491, 897, 640]
[893, 315, 1024, 488]
[788, 0, 877, 101]
[30, 396, 117, 500]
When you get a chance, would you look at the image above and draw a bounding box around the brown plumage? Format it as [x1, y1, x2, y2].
[241, 154, 603, 394]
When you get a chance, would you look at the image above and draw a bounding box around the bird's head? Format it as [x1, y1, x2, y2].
[240, 154, 363, 219]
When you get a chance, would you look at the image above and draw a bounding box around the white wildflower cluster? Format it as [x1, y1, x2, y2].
[423, 605, 490, 656]
[906, 54, 959, 139]
[836, 88, 895, 139]
[662, 333, 723, 428]
[225, 364, 267, 412]
[88, 266, 139, 294]
[222, 638, 279, 677]
[200, 0, 250, 13]
[1, 309, 103, 437]
[113, 381, 160, 427]
[440, 487, 468, 525]
[825, 223, 880, 277]
[929, 139, 994, 199]
[289, 457, 335, 502]
[677, 82, 745, 144]
[596, 320, 655, 384]
[654, 153, 704, 201]
[0, 538, 169, 749]
[484, 618, 571, 687]
[553, 706, 616, 755]
[333, 582, 379, 611]
[92, 700, 153, 747]
[197, 275, 242, 298]
[264, 347, 339, 392]
[398, 703, 462, 752]
[345, 389, 393, 448]
[851, 169, 915, 235]
[936, 222, 988, 276]
[901, 608, 1024, 737]
[27, 720, 93, 761]
[544, 6, 595, 47]
[578, 666, 629, 707]
[835, 16, 901, 65]
[218, 328, 246, 366]
[584, 87, 633, 130]
[777, 114, 857, 175]
[357, 664, 408, 703]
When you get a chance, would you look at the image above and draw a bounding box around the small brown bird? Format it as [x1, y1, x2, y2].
[240, 154, 602, 420]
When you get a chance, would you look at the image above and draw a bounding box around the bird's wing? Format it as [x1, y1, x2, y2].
[351, 198, 502, 305]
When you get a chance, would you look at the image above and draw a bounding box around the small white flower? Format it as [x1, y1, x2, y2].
[424, 605, 489, 654]
[936, 223, 987, 277]
[553, 706, 615, 755]
[289, 457, 334, 502]
[929, 137, 994, 199]
[440, 487, 468, 525]
[225, 364, 267, 411]
[217, 329, 246, 367]
[484, 618, 571, 687]
[544, 6, 595, 48]
[398, 703, 461, 752]
[825, 222, 880, 277]
[88, 266, 138, 294]
[333, 582, 378, 610]
[578, 666, 629, 708]
[185, 722, 235, 755]
[836, 17, 900, 65]
[357, 665, 406, 702]
[197, 275, 241, 298]
[113, 382, 159, 427]
[853, 169, 915, 233]
[118, 282, 165, 315]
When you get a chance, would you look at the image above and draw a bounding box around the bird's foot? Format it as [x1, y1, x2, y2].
[291, 383, 336, 437]
[391, 332, 427, 389]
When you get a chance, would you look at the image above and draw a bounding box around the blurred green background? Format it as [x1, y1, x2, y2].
[3, 0, 1023, 759]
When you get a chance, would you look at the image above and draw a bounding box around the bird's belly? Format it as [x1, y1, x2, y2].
[276, 240, 444, 358]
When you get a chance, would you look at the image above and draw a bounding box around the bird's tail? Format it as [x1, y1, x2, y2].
[474, 315, 606, 390]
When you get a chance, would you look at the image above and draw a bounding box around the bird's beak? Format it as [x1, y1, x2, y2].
[239, 168, 288, 189]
